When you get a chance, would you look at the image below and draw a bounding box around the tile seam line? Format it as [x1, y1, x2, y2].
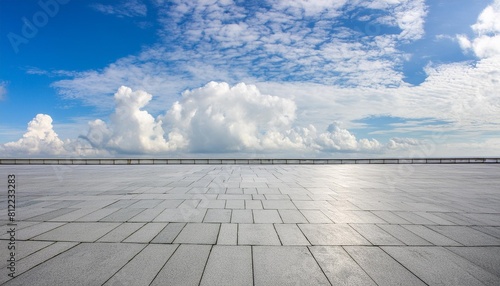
[340, 245, 380, 286]
[378, 246, 431, 286]
[100, 243, 148, 286]
[3, 242, 81, 284]
[147, 244, 180, 286]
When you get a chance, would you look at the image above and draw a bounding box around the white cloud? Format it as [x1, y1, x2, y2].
[2, 83, 413, 157]
[82, 86, 183, 153]
[162, 82, 297, 152]
[0, 82, 6, 100]
[0, 114, 104, 157]
[91, 0, 147, 17]
[458, 0, 500, 58]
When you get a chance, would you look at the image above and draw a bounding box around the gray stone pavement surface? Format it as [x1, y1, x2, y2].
[0, 164, 499, 285]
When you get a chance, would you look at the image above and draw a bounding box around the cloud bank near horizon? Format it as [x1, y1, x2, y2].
[1, 82, 424, 158]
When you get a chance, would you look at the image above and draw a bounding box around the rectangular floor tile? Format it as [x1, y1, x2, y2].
[173, 223, 220, 244]
[253, 210, 282, 223]
[300, 210, 333, 223]
[98, 223, 145, 242]
[403, 225, 462, 246]
[151, 223, 186, 243]
[200, 246, 252, 286]
[4, 243, 144, 286]
[204, 209, 232, 223]
[377, 224, 432, 246]
[123, 223, 167, 243]
[298, 224, 370, 245]
[427, 226, 500, 246]
[154, 208, 207, 222]
[310, 246, 376, 286]
[344, 246, 426, 286]
[238, 224, 281, 245]
[350, 224, 404, 245]
[275, 224, 310, 245]
[383, 246, 500, 286]
[253, 246, 329, 285]
[151, 244, 211, 286]
[217, 223, 238, 245]
[104, 244, 177, 286]
[231, 210, 253, 223]
[33, 222, 119, 242]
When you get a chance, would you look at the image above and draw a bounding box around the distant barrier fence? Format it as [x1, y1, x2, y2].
[0, 158, 499, 165]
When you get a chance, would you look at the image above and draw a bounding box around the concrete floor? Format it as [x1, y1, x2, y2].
[1, 164, 499, 285]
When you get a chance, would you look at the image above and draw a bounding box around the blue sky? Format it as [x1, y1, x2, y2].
[1, 0, 499, 158]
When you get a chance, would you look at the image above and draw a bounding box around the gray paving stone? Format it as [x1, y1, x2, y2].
[238, 224, 281, 245]
[414, 211, 455, 225]
[275, 224, 310, 245]
[154, 208, 207, 222]
[403, 225, 462, 246]
[383, 246, 500, 286]
[310, 246, 376, 286]
[253, 209, 282, 223]
[427, 225, 500, 246]
[104, 244, 178, 286]
[200, 246, 253, 286]
[173, 223, 220, 244]
[151, 222, 186, 243]
[34, 222, 119, 242]
[0, 242, 78, 285]
[231, 209, 253, 223]
[0, 241, 52, 267]
[152, 199, 184, 208]
[128, 199, 163, 208]
[378, 224, 432, 245]
[123, 223, 167, 243]
[371, 211, 411, 224]
[225, 200, 245, 209]
[217, 223, 238, 245]
[4, 243, 144, 286]
[298, 224, 370, 245]
[47, 208, 100, 222]
[28, 208, 79, 221]
[262, 200, 296, 209]
[300, 210, 333, 223]
[472, 226, 500, 239]
[204, 199, 226, 208]
[279, 210, 308, 223]
[99, 208, 146, 222]
[344, 246, 426, 286]
[245, 200, 263, 209]
[350, 224, 404, 245]
[97, 223, 145, 242]
[204, 209, 232, 223]
[151, 244, 211, 286]
[447, 246, 500, 277]
[394, 212, 437, 224]
[105, 199, 139, 209]
[253, 246, 330, 285]
[128, 208, 164, 222]
[3, 222, 66, 240]
[178, 199, 201, 208]
[76, 208, 118, 222]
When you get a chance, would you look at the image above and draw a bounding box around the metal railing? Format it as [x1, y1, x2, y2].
[0, 158, 498, 165]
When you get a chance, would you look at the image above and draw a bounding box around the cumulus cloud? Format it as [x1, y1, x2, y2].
[162, 82, 296, 152]
[2, 83, 412, 157]
[82, 86, 183, 153]
[0, 114, 103, 157]
[458, 0, 500, 58]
